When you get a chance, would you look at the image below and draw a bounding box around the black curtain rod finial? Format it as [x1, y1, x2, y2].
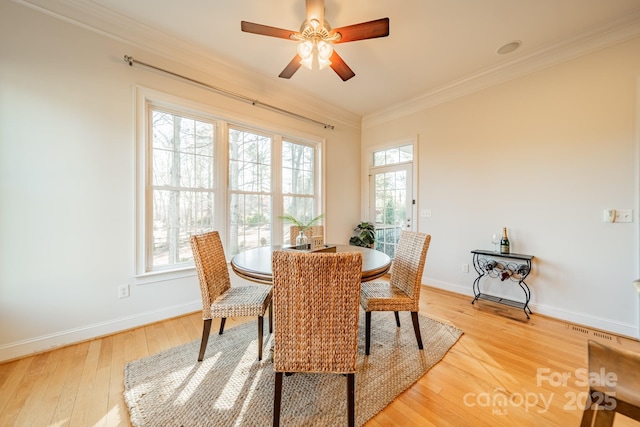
[124, 55, 133, 66]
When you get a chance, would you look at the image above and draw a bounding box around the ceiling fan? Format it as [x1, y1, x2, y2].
[241, 0, 389, 81]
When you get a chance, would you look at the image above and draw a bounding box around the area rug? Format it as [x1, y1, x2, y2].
[124, 311, 462, 426]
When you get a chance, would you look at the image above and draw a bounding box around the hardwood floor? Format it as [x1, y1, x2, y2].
[1, 286, 639, 427]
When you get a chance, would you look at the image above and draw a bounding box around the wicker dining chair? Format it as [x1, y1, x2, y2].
[360, 230, 431, 355]
[580, 340, 640, 427]
[271, 250, 363, 427]
[190, 231, 273, 362]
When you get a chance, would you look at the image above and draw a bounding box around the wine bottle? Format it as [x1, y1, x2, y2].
[516, 264, 529, 276]
[500, 227, 510, 254]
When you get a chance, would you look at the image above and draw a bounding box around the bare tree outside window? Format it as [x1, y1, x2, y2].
[282, 141, 316, 244]
[228, 128, 272, 255]
[139, 94, 323, 275]
[227, 129, 318, 255]
[150, 109, 215, 270]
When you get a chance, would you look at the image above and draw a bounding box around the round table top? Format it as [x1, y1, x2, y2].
[230, 244, 391, 285]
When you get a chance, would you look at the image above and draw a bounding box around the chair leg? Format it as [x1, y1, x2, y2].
[394, 311, 400, 327]
[198, 319, 212, 362]
[268, 299, 273, 334]
[580, 406, 596, 427]
[411, 311, 423, 350]
[592, 408, 616, 427]
[365, 311, 372, 356]
[258, 315, 264, 361]
[580, 388, 617, 427]
[347, 373, 355, 427]
[580, 389, 597, 427]
[273, 372, 283, 427]
[219, 318, 226, 335]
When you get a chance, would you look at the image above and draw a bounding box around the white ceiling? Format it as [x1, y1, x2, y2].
[23, 0, 640, 117]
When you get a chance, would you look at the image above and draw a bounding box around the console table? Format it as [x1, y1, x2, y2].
[470, 249, 534, 318]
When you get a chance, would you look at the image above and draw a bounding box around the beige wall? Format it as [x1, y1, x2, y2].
[0, 1, 361, 361]
[363, 38, 640, 337]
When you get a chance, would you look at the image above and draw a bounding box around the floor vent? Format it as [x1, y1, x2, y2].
[568, 324, 590, 335]
[592, 331, 614, 341]
[567, 324, 620, 344]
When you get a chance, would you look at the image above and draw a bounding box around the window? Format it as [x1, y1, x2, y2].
[227, 127, 320, 256]
[228, 127, 272, 255]
[136, 89, 323, 275]
[148, 107, 216, 271]
[373, 144, 413, 167]
[282, 140, 317, 244]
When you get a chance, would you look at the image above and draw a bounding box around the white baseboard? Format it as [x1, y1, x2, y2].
[3, 279, 637, 363]
[0, 300, 201, 363]
[424, 278, 639, 340]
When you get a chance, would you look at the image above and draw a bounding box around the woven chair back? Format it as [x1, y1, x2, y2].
[190, 231, 231, 319]
[289, 225, 324, 245]
[272, 250, 362, 373]
[389, 231, 431, 307]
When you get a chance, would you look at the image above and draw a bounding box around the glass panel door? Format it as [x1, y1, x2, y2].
[369, 163, 413, 258]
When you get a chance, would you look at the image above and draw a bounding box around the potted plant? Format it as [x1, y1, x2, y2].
[349, 221, 376, 248]
[280, 213, 324, 248]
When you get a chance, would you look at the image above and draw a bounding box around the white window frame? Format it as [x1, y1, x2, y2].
[365, 136, 419, 229]
[226, 124, 324, 255]
[134, 86, 325, 281]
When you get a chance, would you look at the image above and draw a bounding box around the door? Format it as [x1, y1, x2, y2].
[369, 163, 413, 258]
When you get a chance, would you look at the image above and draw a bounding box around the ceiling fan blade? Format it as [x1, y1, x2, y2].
[241, 21, 297, 40]
[332, 18, 389, 44]
[279, 55, 303, 79]
[329, 51, 355, 81]
[306, 0, 325, 25]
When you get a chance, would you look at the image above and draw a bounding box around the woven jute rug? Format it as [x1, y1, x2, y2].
[124, 311, 462, 426]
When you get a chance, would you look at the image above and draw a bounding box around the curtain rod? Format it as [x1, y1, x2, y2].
[123, 55, 334, 130]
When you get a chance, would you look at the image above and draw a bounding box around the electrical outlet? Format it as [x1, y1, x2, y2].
[118, 284, 130, 299]
[462, 263, 469, 273]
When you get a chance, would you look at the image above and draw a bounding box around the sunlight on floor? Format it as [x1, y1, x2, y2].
[234, 351, 268, 424]
[175, 352, 222, 405]
[213, 341, 260, 410]
[96, 405, 123, 426]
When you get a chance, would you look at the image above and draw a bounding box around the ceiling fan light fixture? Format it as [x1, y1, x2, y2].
[317, 40, 333, 70]
[297, 39, 334, 71]
[300, 55, 313, 70]
[317, 56, 332, 70]
[309, 18, 321, 30]
[240, 1, 389, 81]
[317, 40, 333, 60]
[297, 40, 314, 59]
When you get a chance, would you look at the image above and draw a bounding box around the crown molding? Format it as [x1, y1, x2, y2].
[12, 0, 361, 130]
[12, 0, 640, 132]
[363, 13, 640, 129]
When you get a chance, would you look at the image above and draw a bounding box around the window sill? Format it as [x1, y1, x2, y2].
[133, 266, 197, 285]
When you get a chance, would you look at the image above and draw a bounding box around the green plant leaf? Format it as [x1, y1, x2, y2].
[279, 213, 324, 231]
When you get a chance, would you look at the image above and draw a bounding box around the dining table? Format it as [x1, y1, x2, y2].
[230, 244, 392, 285]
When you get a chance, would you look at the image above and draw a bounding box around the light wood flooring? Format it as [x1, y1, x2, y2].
[1, 286, 639, 427]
